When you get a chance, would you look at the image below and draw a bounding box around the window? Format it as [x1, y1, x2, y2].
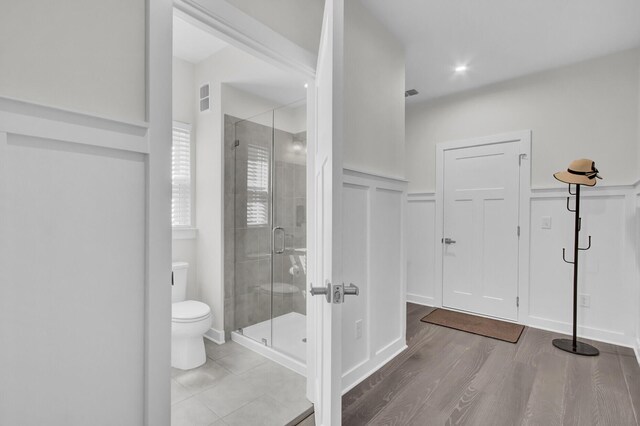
[172, 123, 192, 227]
[246, 144, 269, 226]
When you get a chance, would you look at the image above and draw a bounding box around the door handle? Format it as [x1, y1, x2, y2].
[310, 282, 332, 303]
[273, 226, 285, 254]
[442, 237, 456, 245]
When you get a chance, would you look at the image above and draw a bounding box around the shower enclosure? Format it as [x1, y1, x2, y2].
[223, 101, 307, 373]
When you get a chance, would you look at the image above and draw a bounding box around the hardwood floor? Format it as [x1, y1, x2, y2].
[302, 303, 640, 425]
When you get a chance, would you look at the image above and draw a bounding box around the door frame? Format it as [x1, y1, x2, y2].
[434, 131, 532, 322]
[170, 0, 320, 403]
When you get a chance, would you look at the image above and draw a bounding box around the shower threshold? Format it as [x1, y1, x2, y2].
[231, 312, 307, 375]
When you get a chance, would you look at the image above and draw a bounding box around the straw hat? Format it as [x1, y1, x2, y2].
[554, 159, 602, 186]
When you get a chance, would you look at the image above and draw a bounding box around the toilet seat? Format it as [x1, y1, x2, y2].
[172, 300, 211, 323]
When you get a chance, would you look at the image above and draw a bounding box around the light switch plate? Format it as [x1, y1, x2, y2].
[541, 216, 552, 229]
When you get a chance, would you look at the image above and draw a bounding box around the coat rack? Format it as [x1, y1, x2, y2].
[552, 183, 599, 356]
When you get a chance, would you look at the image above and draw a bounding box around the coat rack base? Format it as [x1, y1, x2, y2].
[552, 338, 599, 356]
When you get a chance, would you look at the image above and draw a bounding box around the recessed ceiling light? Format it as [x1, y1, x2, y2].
[304, 83, 309, 89]
[454, 64, 468, 74]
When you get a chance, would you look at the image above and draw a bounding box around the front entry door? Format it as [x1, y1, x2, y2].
[442, 140, 521, 321]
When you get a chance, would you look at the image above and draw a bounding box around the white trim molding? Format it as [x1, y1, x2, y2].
[172, 228, 198, 240]
[174, 0, 316, 79]
[204, 327, 226, 345]
[145, 0, 173, 424]
[0, 96, 149, 153]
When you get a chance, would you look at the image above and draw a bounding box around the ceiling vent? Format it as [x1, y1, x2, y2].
[405, 89, 419, 98]
[199, 83, 210, 112]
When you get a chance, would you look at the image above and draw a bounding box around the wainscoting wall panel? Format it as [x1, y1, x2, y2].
[406, 185, 639, 349]
[406, 194, 436, 305]
[0, 100, 151, 425]
[341, 169, 407, 393]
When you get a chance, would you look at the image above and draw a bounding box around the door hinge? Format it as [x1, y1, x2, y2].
[518, 153, 527, 166]
[517, 226, 520, 237]
[516, 296, 520, 307]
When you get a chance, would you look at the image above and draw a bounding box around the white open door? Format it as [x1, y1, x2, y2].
[306, 0, 345, 425]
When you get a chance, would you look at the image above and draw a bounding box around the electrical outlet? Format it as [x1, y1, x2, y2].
[541, 216, 552, 229]
[355, 319, 363, 339]
[579, 294, 591, 308]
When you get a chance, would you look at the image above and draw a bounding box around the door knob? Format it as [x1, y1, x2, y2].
[442, 237, 456, 245]
[310, 282, 332, 303]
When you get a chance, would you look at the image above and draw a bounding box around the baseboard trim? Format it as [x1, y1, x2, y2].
[204, 327, 225, 345]
[526, 315, 632, 348]
[341, 341, 407, 395]
[406, 293, 435, 307]
[635, 338, 640, 367]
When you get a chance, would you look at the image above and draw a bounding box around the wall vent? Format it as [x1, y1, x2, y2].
[405, 89, 419, 98]
[199, 83, 210, 112]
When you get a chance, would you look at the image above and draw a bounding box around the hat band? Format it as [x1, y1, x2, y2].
[567, 168, 601, 180]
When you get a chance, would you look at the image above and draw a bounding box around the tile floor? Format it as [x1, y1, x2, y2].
[171, 339, 312, 426]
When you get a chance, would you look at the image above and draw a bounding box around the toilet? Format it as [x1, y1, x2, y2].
[171, 262, 212, 370]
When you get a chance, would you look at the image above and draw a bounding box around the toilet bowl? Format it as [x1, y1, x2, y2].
[172, 300, 212, 370]
[171, 262, 212, 370]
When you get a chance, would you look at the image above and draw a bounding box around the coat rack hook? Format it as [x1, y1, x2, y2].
[568, 184, 576, 195]
[562, 248, 574, 264]
[578, 235, 592, 251]
[566, 197, 576, 213]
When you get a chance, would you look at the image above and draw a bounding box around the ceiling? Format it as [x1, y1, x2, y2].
[173, 15, 228, 64]
[173, 14, 306, 105]
[361, 0, 640, 103]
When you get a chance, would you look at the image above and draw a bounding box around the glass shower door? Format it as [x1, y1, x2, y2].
[231, 103, 307, 363]
[271, 104, 307, 362]
[233, 110, 274, 346]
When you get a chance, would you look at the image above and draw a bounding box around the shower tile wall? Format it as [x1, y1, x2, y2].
[224, 114, 306, 337]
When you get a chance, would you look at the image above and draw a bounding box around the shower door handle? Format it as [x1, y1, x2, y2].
[273, 226, 285, 254]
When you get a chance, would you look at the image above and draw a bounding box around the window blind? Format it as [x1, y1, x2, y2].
[247, 144, 269, 226]
[172, 124, 192, 227]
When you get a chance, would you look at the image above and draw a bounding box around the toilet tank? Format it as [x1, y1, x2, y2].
[172, 262, 189, 303]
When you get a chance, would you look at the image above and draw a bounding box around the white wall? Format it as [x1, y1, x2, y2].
[0, 103, 152, 425]
[406, 48, 640, 192]
[0, 1, 146, 123]
[406, 195, 437, 306]
[407, 187, 638, 348]
[0, 2, 172, 424]
[224, 0, 324, 54]
[343, 0, 406, 179]
[173, 57, 196, 124]
[172, 57, 199, 300]
[341, 170, 407, 393]
[405, 48, 640, 352]
[337, 0, 408, 391]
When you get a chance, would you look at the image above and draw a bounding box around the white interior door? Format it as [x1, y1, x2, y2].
[442, 141, 521, 321]
[306, 0, 345, 425]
